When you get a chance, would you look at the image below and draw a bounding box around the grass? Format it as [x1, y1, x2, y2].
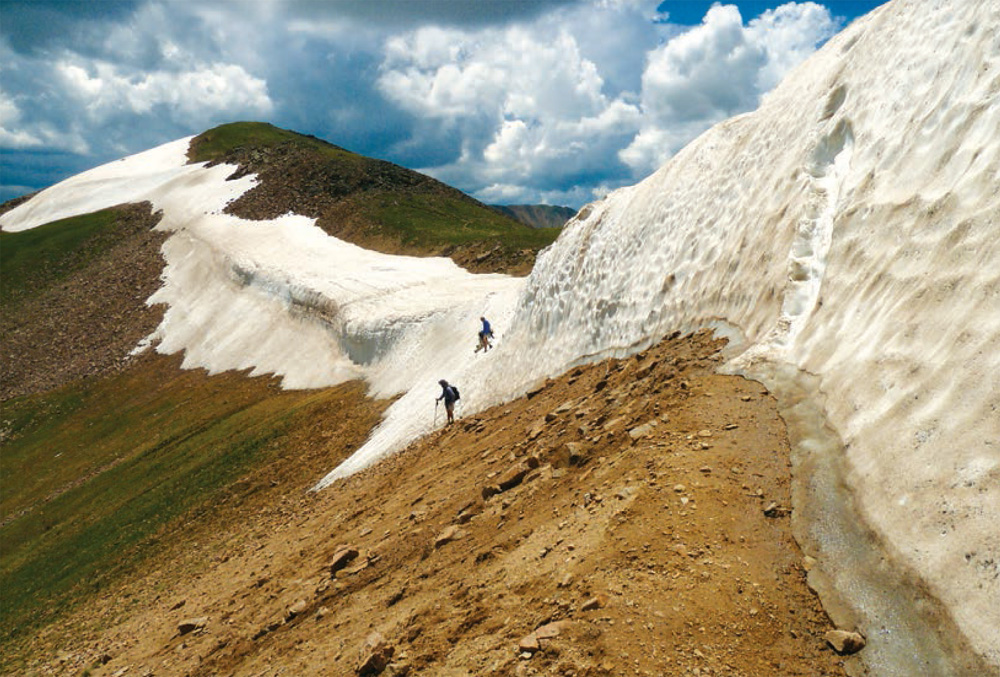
[0, 209, 124, 308]
[187, 121, 361, 165]
[187, 122, 561, 256]
[372, 193, 561, 249]
[0, 356, 327, 648]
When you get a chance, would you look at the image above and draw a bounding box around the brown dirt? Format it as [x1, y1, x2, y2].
[0, 203, 167, 401]
[21, 331, 851, 677]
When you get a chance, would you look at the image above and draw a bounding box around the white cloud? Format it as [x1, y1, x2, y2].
[377, 20, 643, 200]
[0, 88, 90, 153]
[748, 2, 840, 90]
[378, 26, 610, 121]
[620, 2, 838, 175]
[1, 0, 847, 206]
[641, 5, 764, 123]
[55, 60, 273, 124]
[0, 94, 40, 148]
[618, 126, 673, 171]
[377, 2, 837, 202]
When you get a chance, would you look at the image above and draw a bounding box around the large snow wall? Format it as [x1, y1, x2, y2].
[461, 0, 996, 667]
[326, 0, 999, 667]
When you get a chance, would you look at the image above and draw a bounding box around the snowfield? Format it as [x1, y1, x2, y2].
[1, 0, 997, 671]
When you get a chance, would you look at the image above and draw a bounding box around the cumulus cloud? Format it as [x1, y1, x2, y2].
[0, 94, 41, 148]
[55, 60, 273, 124]
[376, 18, 644, 203]
[621, 2, 839, 174]
[0, 0, 277, 192]
[748, 2, 841, 89]
[378, 27, 613, 121]
[375, 2, 838, 203]
[0, 0, 852, 206]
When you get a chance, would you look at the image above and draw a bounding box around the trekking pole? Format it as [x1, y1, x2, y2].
[434, 399, 439, 427]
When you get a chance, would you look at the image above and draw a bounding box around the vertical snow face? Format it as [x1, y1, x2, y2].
[472, 0, 998, 666]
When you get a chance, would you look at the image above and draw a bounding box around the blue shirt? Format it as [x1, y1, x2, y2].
[441, 385, 458, 404]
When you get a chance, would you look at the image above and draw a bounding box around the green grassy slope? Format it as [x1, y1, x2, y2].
[491, 204, 577, 229]
[0, 354, 384, 652]
[1, 209, 123, 308]
[370, 192, 560, 250]
[188, 121, 362, 166]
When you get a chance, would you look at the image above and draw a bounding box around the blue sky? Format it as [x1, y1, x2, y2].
[0, 0, 884, 208]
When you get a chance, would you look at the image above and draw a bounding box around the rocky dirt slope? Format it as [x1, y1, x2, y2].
[0, 203, 166, 401]
[22, 331, 858, 676]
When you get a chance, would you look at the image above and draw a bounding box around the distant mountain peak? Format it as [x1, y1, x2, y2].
[489, 204, 576, 229]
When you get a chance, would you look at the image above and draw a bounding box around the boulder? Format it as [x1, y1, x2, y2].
[566, 442, 589, 466]
[433, 525, 466, 548]
[603, 416, 627, 432]
[824, 629, 866, 655]
[285, 600, 308, 620]
[498, 464, 530, 491]
[628, 421, 657, 441]
[357, 632, 394, 675]
[518, 632, 541, 653]
[481, 484, 502, 500]
[177, 617, 208, 635]
[329, 546, 360, 575]
[535, 620, 572, 640]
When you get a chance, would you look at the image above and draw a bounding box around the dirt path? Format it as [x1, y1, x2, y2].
[25, 332, 852, 676]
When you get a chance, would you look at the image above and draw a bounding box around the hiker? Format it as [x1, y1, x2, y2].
[476, 316, 494, 353]
[436, 379, 460, 425]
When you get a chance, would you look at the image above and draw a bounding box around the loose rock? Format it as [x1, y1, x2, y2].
[535, 620, 571, 639]
[434, 525, 466, 548]
[566, 442, 589, 466]
[628, 421, 657, 441]
[285, 600, 308, 620]
[177, 617, 208, 636]
[824, 629, 866, 655]
[498, 464, 530, 491]
[357, 632, 394, 675]
[330, 546, 360, 575]
[518, 632, 541, 653]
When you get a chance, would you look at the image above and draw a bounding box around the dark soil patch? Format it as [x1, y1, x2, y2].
[0, 203, 167, 401]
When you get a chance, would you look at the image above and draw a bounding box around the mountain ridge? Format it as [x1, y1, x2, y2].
[188, 122, 559, 275]
[490, 204, 577, 229]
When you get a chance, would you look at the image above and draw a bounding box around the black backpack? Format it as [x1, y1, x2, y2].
[451, 385, 460, 400]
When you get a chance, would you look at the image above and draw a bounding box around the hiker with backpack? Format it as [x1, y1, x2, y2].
[476, 316, 494, 353]
[436, 379, 460, 425]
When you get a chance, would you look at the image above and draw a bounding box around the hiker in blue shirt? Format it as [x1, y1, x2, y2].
[476, 316, 494, 353]
[437, 379, 460, 425]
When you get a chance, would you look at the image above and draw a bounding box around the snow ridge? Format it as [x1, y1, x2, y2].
[461, 0, 999, 668]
